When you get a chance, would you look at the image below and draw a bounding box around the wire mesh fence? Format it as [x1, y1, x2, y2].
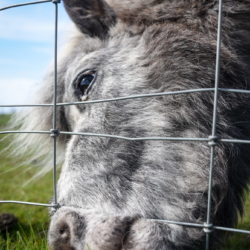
[0, 0, 250, 249]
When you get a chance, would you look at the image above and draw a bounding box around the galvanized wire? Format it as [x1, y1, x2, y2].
[3, 130, 250, 145]
[1, 87, 250, 108]
[0, 0, 51, 11]
[0, 0, 250, 249]
[205, 0, 223, 249]
[0, 200, 56, 207]
[52, 0, 60, 211]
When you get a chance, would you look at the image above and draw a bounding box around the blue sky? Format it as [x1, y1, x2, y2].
[0, 0, 71, 113]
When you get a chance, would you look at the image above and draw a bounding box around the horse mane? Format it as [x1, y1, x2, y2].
[6, 29, 84, 179]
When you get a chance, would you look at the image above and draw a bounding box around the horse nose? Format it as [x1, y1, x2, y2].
[48, 208, 86, 250]
[50, 221, 72, 250]
[48, 208, 133, 250]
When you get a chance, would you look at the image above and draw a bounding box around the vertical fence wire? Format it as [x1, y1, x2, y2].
[0, 0, 250, 249]
[51, 0, 60, 210]
[205, 0, 223, 249]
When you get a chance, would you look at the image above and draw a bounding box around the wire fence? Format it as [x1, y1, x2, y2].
[0, 0, 250, 249]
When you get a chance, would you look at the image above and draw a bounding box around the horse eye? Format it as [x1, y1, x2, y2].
[77, 71, 96, 96]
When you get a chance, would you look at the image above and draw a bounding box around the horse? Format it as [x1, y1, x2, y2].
[10, 0, 250, 249]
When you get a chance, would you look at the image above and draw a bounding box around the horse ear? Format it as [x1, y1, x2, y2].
[63, 0, 116, 39]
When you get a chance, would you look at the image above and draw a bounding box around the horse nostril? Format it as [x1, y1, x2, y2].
[58, 222, 70, 241]
[49, 220, 74, 250]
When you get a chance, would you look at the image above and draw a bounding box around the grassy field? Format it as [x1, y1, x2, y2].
[0, 114, 52, 250]
[0, 114, 250, 249]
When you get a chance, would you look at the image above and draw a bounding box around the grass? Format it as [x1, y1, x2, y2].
[0, 114, 250, 249]
[0, 114, 52, 249]
[223, 195, 250, 249]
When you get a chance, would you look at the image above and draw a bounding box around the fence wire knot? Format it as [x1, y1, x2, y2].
[208, 135, 219, 146]
[203, 223, 213, 234]
[50, 129, 60, 137]
[51, 203, 60, 212]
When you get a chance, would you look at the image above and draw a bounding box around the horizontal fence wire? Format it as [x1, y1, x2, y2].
[2, 131, 250, 145]
[0, 0, 52, 11]
[1, 87, 250, 108]
[0, 0, 250, 249]
[0, 201, 56, 207]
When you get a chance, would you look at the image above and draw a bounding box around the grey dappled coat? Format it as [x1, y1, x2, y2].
[10, 0, 250, 249]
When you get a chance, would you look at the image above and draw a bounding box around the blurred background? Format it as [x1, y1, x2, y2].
[0, 2, 71, 249]
[0, 0, 71, 114]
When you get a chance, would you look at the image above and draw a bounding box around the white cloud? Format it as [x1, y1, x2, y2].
[0, 1, 71, 43]
[0, 14, 70, 43]
[0, 0, 11, 7]
[0, 77, 37, 107]
[31, 45, 54, 56]
[0, 1, 71, 113]
[0, 58, 21, 66]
